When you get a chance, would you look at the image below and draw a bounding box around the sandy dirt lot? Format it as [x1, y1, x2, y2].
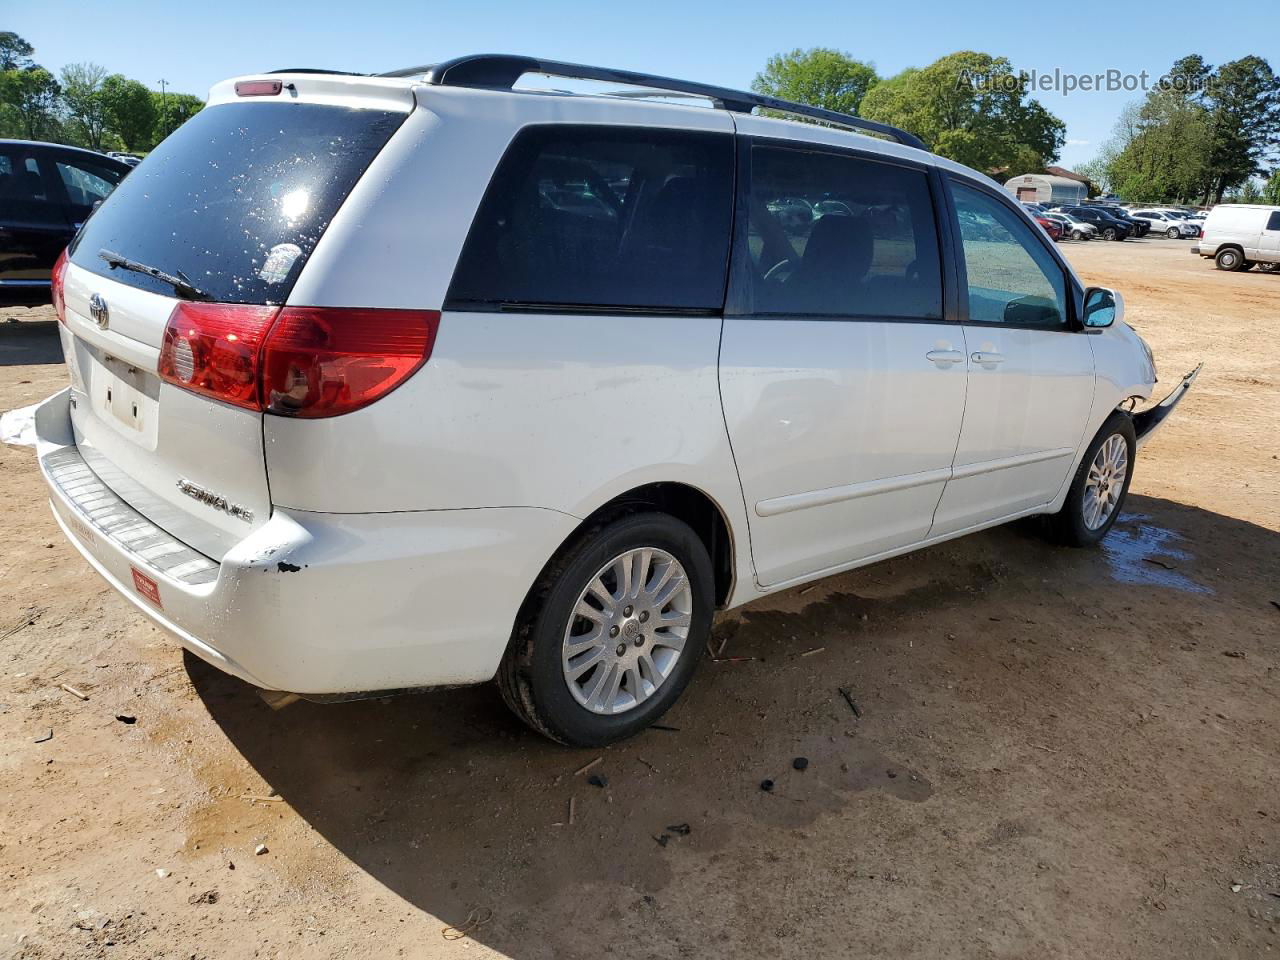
[1, 238, 1277, 960]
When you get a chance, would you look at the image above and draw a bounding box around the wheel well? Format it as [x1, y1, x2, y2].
[579, 483, 735, 607]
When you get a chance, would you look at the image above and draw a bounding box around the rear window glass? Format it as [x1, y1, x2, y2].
[447, 125, 734, 313]
[69, 101, 406, 304]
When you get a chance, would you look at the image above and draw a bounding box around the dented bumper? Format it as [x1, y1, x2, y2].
[1134, 364, 1202, 450]
[33, 388, 578, 694]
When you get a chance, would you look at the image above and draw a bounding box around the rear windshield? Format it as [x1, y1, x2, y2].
[69, 101, 406, 304]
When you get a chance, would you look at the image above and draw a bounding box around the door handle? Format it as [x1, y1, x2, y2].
[925, 349, 965, 366]
[971, 351, 1005, 366]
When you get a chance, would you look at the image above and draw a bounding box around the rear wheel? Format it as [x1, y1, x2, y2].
[498, 512, 713, 746]
[1044, 413, 1136, 547]
[1215, 247, 1245, 271]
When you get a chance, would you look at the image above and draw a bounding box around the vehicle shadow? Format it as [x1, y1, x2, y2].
[0, 320, 63, 366]
[188, 493, 1279, 958]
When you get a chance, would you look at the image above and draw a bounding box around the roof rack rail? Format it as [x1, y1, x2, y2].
[379, 55, 928, 152]
[268, 67, 368, 76]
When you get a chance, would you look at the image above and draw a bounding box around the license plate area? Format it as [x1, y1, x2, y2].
[73, 339, 161, 449]
[99, 355, 155, 432]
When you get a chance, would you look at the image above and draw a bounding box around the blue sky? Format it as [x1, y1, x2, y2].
[10, 0, 1276, 168]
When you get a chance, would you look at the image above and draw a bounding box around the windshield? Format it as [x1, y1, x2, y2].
[69, 101, 406, 304]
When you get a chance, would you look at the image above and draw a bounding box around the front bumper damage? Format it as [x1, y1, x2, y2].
[1134, 364, 1202, 450]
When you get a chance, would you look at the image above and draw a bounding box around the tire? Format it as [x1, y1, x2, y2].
[498, 512, 714, 746]
[1215, 247, 1245, 271]
[1166, 227, 1180, 239]
[1103, 227, 1118, 241]
[1044, 413, 1136, 547]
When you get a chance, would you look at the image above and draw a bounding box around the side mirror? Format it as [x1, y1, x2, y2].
[1083, 287, 1123, 328]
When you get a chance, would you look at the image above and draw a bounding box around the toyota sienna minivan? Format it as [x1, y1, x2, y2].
[35, 55, 1198, 745]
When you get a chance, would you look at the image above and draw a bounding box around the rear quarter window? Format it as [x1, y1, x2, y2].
[447, 125, 734, 313]
[69, 101, 406, 304]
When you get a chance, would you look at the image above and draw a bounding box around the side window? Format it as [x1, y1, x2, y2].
[0, 155, 51, 201]
[1266, 211, 1280, 231]
[743, 145, 942, 319]
[56, 160, 122, 209]
[0, 152, 65, 229]
[448, 126, 733, 312]
[952, 181, 1068, 327]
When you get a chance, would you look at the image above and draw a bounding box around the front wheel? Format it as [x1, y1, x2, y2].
[1167, 227, 1180, 239]
[1044, 413, 1136, 547]
[1103, 227, 1118, 241]
[498, 512, 713, 746]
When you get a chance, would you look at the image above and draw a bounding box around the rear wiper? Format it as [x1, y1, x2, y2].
[98, 248, 213, 301]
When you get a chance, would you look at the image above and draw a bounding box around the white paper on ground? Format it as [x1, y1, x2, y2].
[0, 402, 40, 447]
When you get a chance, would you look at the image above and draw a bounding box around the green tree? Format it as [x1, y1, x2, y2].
[1073, 157, 1112, 196]
[0, 66, 61, 140]
[152, 91, 203, 143]
[1264, 168, 1280, 204]
[1201, 56, 1280, 202]
[752, 48, 879, 116]
[1106, 82, 1213, 202]
[860, 52, 1064, 171]
[101, 74, 156, 150]
[0, 31, 35, 71]
[60, 61, 110, 149]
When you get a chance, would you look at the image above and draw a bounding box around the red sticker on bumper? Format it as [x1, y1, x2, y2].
[131, 567, 162, 608]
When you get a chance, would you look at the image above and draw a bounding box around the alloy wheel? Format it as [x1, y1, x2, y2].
[1083, 434, 1128, 530]
[561, 547, 693, 715]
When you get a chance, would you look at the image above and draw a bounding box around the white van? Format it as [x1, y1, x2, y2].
[1192, 204, 1280, 271]
[37, 55, 1198, 745]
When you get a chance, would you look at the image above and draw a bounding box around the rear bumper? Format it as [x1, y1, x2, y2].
[35, 388, 577, 694]
[1134, 364, 1202, 450]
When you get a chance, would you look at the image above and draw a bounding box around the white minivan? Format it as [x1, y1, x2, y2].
[1193, 203, 1280, 271]
[36, 56, 1198, 745]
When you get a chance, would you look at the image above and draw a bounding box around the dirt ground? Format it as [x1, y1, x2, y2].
[1, 237, 1277, 960]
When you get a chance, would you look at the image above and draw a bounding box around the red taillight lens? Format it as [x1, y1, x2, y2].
[51, 249, 69, 324]
[158, 303, 438, 417]
[261, 308, 439, 418]
[158, 302, 280, 411]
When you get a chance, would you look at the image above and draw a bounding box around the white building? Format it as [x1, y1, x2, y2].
[1005, 173, 1088, 205]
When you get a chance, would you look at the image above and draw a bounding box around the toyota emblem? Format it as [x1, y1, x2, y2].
[88, 293, 110, 330]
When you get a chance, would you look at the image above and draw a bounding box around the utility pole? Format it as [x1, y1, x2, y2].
[158, 78, 170, 138]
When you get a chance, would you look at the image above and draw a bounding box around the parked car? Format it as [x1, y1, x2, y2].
[1034, 214, 1063, 241]
[1192, 204, 1280, 271]
[1062, 205, 1132, 240]
[1165, 208, 1206, 228]
[1129, 209, 1200, 239]
[1, 140, 130, 306]
[105, 151, 143, 168]
[35, 56, 1197, 746]
[1043, 212, 1097, 240]
[1090, 204, 1150, 237]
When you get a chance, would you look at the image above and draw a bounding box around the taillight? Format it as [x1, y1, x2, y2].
[261, 308, 439, 418]
[157, 303, 439, 417]
[158, 302, 280, 411]
[51, 249, 69, 324]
